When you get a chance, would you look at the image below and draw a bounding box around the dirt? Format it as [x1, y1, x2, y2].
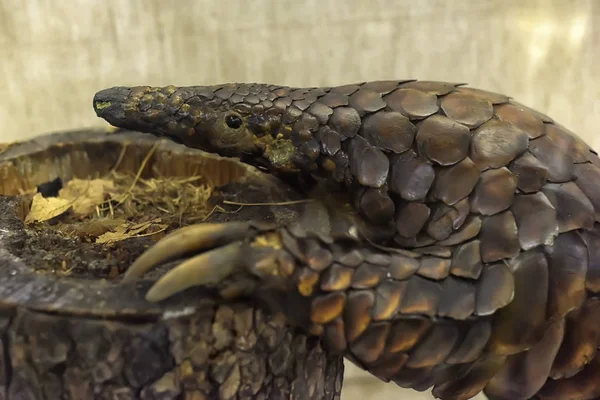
[4, 170, 230, 280]
[6, 184, 202, 282]
[2, 170, 301, 282]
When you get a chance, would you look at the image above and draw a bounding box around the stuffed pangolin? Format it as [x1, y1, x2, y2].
[93, 80, 600, 400]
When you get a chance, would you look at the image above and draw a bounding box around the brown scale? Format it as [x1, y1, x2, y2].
[544, 231, 588, 319]
[591, 151, 600, 168]
[485, 318, 566, 400]
[469, 167, 516, 216]
[405, 323, 460, 368]
[479, 211, 520, 262]
[368, 352, 409, 382]
[475, 263, 514, 316]
[383, 88, 439, 119]
[349, 321, 391, 364]
[388, 253, 420, 279]
[434, 357, 507, 400]
[349, 89, 387, 116]
[316, 126, 341, 156]
[495, 102, 545, 139]
[470, 119, 530, 170]
[94, 80, 600, 400]
[358, 188, 395, 225]
[437, 215, 482, 246]
[509, 152, 549, 193]
[574, 162, 600, 220]
[542, 181, 595, 232]
[441, 92, 494, 129]
[529, 134, 576, 182]
[580, 226, 600, 292]
[400, 80, 459, 95]
[452, 197, 471, 229]
[432, 157, 480, 205]
[437, 277, 476, 320]
[351, 263, 386, 289]
[398, 276, 443, 316]
[310, 291, 346, 324]
[371, 280, 407, 321]
[392, 365, 436, 390]
[450, 240, 483, 279]
[360, 111, 416, 153]
[537, 355, 600, 400]
[486, 250, 549, 355]
[395, 202, 431, 238]
[416, 115, 471, 165]
[323, 317, 347, 354]
[448, 87, 507, 106]
[509, 100, 554, 123]
[348, 137, 389, 187]
[446, 320, 491, 365]
[389, 150, 436, 201]
[344, 290, 375, 342]
[549, 298, 600, 380]
[510, 192, 558, 250]
[416, 257, 451, 280]
[320, 92, 350, 108]
[361, 80, 412, 94]
[427, 204, 460, 241]
[545, 123, 591, 164]
[320, 263, 353, 291]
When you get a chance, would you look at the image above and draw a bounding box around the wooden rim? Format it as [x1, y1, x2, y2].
[0, 128, 285, 320]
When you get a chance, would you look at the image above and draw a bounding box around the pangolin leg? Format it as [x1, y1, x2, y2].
[124, 217, 519, 399]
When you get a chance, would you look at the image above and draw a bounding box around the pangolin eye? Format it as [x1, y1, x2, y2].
[225, 114, 243, 129]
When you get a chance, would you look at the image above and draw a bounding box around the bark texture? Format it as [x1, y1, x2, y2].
[0, 300, 343, 400]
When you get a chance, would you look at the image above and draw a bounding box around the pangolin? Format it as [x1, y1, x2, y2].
[92, 80, 600, 400]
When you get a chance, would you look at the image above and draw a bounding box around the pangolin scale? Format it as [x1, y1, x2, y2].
[93, 80, 600, 400]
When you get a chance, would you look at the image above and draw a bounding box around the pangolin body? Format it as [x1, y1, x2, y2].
[94, 80, 600, 400]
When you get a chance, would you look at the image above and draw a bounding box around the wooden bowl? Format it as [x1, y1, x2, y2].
[0, 128, 343, 400]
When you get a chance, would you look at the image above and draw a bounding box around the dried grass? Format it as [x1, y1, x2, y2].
[25, 143, 218, 244]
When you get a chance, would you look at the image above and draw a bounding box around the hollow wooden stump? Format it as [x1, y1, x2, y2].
[0, 129, 344, 400]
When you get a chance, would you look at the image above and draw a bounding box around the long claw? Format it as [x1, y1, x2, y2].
[145, 241, 243, 302]
[123, 222, 251, 282]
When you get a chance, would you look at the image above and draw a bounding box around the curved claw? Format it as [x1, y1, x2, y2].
[122, 222, 251, 282]
[145, 241, 244, 302]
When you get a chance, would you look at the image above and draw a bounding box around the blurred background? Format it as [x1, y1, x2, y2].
[1, 0, 598, 399]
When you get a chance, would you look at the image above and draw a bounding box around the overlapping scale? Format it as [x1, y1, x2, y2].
[486, 249, 549, 355]
[384, 88, 439, 119]
[238, 81, 600, 399]
[545, 231, 588, 319]
[441, 92, 494, 129]
[360, 111, 416, 153]
[495, 102, 545, 139]
[470, 120, 529, 170]
[549, 298, 600, 380]
[485, 318, 565, 400]
[416, 115, 471, 165]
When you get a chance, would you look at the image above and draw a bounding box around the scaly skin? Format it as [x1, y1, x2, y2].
[93, 80, 600, 400]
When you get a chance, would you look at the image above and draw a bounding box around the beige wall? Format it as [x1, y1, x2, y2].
[1, 1, 598, 399]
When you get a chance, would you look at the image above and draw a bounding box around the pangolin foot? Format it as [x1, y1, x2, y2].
[123, 221, 290, 302]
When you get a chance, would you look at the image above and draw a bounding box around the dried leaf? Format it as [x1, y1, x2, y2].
[58, 178, 115, 217]
[54, 218, 126, 239]
[25, 193, 72, 223]
[96, 219, 167, 244]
